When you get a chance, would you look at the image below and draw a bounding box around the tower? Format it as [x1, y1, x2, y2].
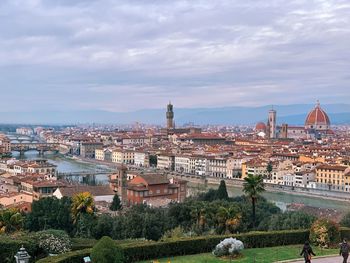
[166, 102, 174, 129]
[267, 108, 277, 139]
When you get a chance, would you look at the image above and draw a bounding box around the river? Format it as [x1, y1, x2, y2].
[12, 151, 350, 213]
[12, 150, 112, 185]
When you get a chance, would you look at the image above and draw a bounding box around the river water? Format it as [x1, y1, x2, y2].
[12, 151, 350, 213]
[12, 150, 112, 185]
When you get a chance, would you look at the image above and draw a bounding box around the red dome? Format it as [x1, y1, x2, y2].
[255, 122, 267, 131]
[305, 102, 330, 128]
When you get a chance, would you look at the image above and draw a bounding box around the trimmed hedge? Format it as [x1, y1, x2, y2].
[0, 235, 40, 263]
[123, 229, 309, 262]
[340, 227, 350, 241]
[36, 248, 91, 263]
[37, 229, 309, 263]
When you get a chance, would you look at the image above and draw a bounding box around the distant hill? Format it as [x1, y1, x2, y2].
[0, 104, 349, 125]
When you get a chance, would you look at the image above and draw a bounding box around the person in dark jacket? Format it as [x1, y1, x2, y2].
[300, 241, 316, 263]
[340, 239, 350, 263]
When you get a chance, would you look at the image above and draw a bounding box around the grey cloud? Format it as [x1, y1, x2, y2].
[0, 0, 349, 112]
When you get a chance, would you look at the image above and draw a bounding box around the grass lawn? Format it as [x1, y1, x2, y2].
[138, 245, 338, 263]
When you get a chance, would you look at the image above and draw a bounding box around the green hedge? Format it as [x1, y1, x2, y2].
[0, 235, 39, 263]
[36, 248, 91, 263]
[37, 229, 309, 263]
[123, 229, 309, 262]
[340, 227, 350, 240]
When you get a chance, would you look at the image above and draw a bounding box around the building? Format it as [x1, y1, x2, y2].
[166, 102, 174, 129]
[95, 148, 113, 161]
[111, 149, 134, 164]
[80, 142, 103, 158]
[157, 154, 175, 171]
[134, 151, 150, 167]
[174, 155, 190, 174]
[305, 101, 332, 139]
[126, 174, 187, 206]
[189, 155, 209, 176]
[53, 185, 115, 202]
[315, 164, 350, 192]
[208, 157, 227, 178]
[267, 109, 277, 139]
[109, 165, 128, 203]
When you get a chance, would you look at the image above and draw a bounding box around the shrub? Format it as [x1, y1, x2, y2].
[310, 219, 340, 247]
[36, 229, 72, 255]
[36, 229, 314, 263]
[36, 248, 91, 263]
[123, 229, 309, 262]
[91, 236, 124, 263]
[340, 212, 350, 227]
[212, 238, 244, 257]
[0, 233, 39, 263]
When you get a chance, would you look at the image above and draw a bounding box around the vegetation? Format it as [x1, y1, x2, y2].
[25, 197, 73, 233]
[91, 236, 124, 263]
[216, 180, 229, 200]
[110, 194, 122, 211]
[212, 238, 244, 258]
[36, 229, 72, 255]
[242, 174, 265, 228]
[71, 192, 95, 223]
[340, 212, 350, 228]
[310, 218, 340, 247]
[137, 245, 339, 263]
[0, 208, 23, 234]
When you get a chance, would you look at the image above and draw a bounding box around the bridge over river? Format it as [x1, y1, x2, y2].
[10, 143, 61, 155]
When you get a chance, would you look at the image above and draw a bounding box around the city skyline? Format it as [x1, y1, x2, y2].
[0, 0, 349, 112]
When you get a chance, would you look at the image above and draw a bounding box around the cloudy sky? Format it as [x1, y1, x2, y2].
[0, 0, 349, 112]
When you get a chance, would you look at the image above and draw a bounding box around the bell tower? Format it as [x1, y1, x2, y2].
[166, 102, 174, 129]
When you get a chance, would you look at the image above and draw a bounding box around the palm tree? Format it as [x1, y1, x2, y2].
[71, 192, 95, 223]
[0, 208, 23, 233]
[243, 174, 265, 228]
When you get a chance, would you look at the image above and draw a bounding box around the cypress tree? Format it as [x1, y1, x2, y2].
[216, 180, 229, 200]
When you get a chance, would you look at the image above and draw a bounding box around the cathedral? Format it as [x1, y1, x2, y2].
[255, 101, 333, 140]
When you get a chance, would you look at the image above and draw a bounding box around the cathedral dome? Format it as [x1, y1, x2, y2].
[255, 122, 267, 131]
[305, 101, 330, 130]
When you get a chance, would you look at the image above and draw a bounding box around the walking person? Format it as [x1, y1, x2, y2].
[340, 239, 350, 263]
[300, 241, 316, 263]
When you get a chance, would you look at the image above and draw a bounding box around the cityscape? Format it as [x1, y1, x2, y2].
[1, 1, 350, 263]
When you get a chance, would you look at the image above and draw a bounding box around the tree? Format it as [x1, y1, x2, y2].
[110, 194, 122, 211]
[243, 174, 265, 229]
[0, 208, 23, 233]
[266, 162, 273, 179]
[149, 155, 157, 167]
[340, 212, 350, 227]
[25, 197, 73, 233]
[91, 236, 124, 263]
[216, 180, 229, 200]
[71, 192, 94, 223]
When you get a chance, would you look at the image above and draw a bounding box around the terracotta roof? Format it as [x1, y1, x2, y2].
[57, 185, 115, 197]
[305, 102, 330, 126]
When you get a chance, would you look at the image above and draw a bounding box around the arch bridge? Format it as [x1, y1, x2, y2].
[10, 143, 60, 155]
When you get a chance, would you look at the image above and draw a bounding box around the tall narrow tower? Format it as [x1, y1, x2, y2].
[267, 108, 277, 139]
[166, 102, 174, 129]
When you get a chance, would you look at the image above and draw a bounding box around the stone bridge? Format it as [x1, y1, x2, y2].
[10, 143, 60, 155]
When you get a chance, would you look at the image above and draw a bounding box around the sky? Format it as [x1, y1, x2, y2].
[0, 0, 349, 112]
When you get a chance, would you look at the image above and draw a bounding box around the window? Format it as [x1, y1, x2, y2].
[156, 189, 160, 194]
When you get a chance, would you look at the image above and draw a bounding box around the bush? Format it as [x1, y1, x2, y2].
[90, 236, 124, 263]
[122, 229, 309, 262]
[36, 229, 72, 255]
[340, 212, 350, 227]
[212, 238, 244, 257]
[0, 233, 39, 263]
[36, 248, 91, 263]
[310, 219, 340, 247]
[37, 229, 329, 263]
